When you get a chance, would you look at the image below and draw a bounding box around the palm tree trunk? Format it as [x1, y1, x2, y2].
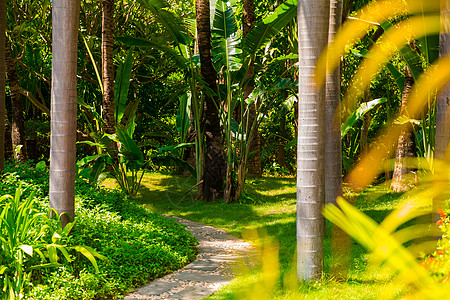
[102, 0, 115, 136]
[0, 1, 6, 172]
[391, 65, 416, 192]
[325, 0, 343, 205]
[196, 0, 226, 201]
[326, 0, 350, 282]
[50, 0, 81, 228]
[5, 43, 28, 162]
[434, 0, 450, 225]
[297, 0, 330, 280]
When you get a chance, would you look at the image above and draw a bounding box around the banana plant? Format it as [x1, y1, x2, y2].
[209, 0, 298, 201]
[118, 0, 298, 200]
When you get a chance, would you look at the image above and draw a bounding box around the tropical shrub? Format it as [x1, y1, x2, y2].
[0, 187, 104, 300]
[0, 161, 198, 299]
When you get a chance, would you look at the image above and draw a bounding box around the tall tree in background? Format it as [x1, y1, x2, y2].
[243, 0, 261, 177]
[0, 0, 5, 172]
[102, 0, 115, 136]
[196, 0, 226, 201]
[297, 0, 330, 280]
[49, 0, 81, 228]
[434, 0, 450, 222]
[5, 43, 28, 161]
[391, 65, 416, 192]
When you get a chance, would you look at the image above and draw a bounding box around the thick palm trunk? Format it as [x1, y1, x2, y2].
[391, 65, 416, 192]
[297, 0, 330, 280]
[434, 0, 450, 225]
[196, 0, 226, 201]
[0, 1, 5, 172]
[102, 0, 115, 135]
[50, 0, 81, 228]
[5, 43, 28, 162]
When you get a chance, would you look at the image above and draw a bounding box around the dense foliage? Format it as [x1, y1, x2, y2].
[0, 161, 197, 299]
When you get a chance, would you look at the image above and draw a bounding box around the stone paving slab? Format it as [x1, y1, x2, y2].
[122, 216, 255, 300]
[185, 260, 220, 271]
[167, 286, 216, 300]
[171, 271, 232, 283]
[133, 282, 180, 295]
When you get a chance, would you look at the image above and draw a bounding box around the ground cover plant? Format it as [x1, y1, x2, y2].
[0, 161, 197, 299]
[105, 172, 450, 299]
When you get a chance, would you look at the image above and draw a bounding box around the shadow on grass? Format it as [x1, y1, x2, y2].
[129, 172, 420, 289]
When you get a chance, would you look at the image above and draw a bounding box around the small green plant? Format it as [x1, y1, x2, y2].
[77, 125, 147, 195]
[0, 186, 105, 300]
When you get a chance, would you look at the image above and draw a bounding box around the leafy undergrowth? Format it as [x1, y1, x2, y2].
[0, 161, 197, 299]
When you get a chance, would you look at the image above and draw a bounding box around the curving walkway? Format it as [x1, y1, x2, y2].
[123, 216, 256, 300]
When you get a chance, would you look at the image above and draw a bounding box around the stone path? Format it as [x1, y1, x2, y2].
[123, 216, 255, 300]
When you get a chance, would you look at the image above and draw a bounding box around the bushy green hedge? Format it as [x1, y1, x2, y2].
[0, 161, 198, 299]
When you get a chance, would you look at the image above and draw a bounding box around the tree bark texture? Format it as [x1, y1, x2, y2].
[196, 0, 226, 201]
[391, 65, 416, 192]
[50, 0, 81, 228]
[325, 0, 343, 205]
[5, 43, 28, 162]
[326, 0, 350, 283]
[434, 0, 450, 225]
[243, 0, 261, 177]
[0, 1, 5, 172]
[297, 0, 330, 280]
[4, 114, 13, 160]
[102, 0, 115, 135]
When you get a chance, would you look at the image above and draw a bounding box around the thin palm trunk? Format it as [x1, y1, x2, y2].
[297, 0, 330, 280]
[102, 0, 115, 136]
[391, 65, 416, 192]
[5, 43, 28, 162]
[196, 0, 226, 201]
[434, 0, 450, 225]
[49, 0, 81, 228]
[0, 0, 5, 172]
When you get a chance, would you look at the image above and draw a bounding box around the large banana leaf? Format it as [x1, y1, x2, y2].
[136, 0, 189, 46]
[176, 92, 191, 142]
[341, 98, 387, 137]
[115, 125, 144, 168]
[211, 0, 242, 73]
[115, 48, 134, 124]
[243, 0, 297, 56]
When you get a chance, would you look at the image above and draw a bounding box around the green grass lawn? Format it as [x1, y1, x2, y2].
[104, 172, 415, 299]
